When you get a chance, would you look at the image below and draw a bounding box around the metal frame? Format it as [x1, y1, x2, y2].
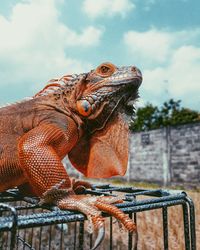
[0, 184, 196, 250]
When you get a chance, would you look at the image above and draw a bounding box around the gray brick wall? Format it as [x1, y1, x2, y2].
[169, 123, 200, 184]
[127, 122, 200, 185]
[128, 128, 169, 184]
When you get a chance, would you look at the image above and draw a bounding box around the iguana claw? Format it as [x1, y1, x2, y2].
[91, 226, 105, 250]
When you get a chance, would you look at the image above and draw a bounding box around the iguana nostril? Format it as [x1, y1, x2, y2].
[131, 66, 142, 79]
[131, 66, 137, 72]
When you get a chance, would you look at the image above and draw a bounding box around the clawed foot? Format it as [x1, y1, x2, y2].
[40, 181, 136, 250]
[58, 194, 136, 250]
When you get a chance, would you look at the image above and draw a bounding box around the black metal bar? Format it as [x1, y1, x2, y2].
[5, 190, 39, 205]
[38, 226, 43, 250]
[110, 216, 113, 250]
[185, 197, 196, 250]
[133, 194, 137, 250]
[0, 231, 3, 249]
[4, 231, 9, 249]
[22, 205, 29, 250]
[29, 226, 34, 248]
[16, 230, 19, 250]
[133, 212, 138, 250]
[78, 221, 84, 250]
[16, 235, 35, 250]
[0, 186, 196, 250]
[48, 225, 52, 249]
[116, 193, 187, 209]
[89, 232, 93, 249]
[60, 224, 64, 250]
[0, 211, 85, 231]
[182, 203, 190, 250]
[117, 199, 187, 214]
[74, 222, 77, 249]
[128, 213, 133, 250]
[88, 187, 164, 197]
[162, 207, 168, 250]
[0, 203, 18, 250]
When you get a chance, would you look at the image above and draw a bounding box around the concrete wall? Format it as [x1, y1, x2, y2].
[128, 122, 200, 185]
[170, 123, 200, 184]
[65, 122, 200, 186]
[128, 128, 169, 184]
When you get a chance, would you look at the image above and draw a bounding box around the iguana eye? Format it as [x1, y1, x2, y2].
[96, 63, 116, 77]
[101, 66, 110, 73]
[76, 100, 92, 116]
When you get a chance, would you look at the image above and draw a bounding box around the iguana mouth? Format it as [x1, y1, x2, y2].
[114, 76, 142, 106]
[113, 76, 142, 124]
[99, 80, 140, 130]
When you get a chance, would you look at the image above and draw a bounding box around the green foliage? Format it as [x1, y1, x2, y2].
[130, 99, 200, 132]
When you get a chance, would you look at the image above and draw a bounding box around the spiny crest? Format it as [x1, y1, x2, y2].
[0, 97, 33, 109]
[34, 74, 79, 97]
[0, 74, 78, 109]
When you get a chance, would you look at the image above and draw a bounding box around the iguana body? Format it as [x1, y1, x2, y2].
[0, 62, 142, 249]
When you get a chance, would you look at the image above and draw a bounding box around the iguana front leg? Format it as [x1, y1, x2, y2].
[18, 123, 136, 249]
[18, 123, 73, 196]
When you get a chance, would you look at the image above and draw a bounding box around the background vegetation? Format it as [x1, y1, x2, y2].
[130, 99, 200, 132]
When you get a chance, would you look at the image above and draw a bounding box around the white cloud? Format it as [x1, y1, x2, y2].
[124, 29, 174, 65]
[143, 0, 188, 11]
[82, 0, 135, 18]
[167, 46, 200, 96]
[0, 0, 103, 50]
[64, 26, 103, 47]
[0, 0, 103, 96]
[124, 28, 200, 66]
[143, 0, 157, 11]
[123, 28, 200, 109]
[142, 45, 200, 109]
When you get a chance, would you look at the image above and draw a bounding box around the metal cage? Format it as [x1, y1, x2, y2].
[0, 184, 196, 250]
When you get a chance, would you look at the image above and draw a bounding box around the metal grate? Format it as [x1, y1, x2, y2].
[0, 184, 196, 250]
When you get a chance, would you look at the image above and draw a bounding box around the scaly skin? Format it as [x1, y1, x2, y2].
[0, 62, 142, 249]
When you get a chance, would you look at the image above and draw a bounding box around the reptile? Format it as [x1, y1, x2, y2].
[0, 62, 142, 249]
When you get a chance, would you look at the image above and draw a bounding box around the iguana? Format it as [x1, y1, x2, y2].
[0, 62, 142, 249]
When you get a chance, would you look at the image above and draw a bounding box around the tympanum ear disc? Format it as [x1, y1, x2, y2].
[76, 100, 92, 117]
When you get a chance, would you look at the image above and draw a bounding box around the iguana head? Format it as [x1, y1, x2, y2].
[75, 62, 142, 125]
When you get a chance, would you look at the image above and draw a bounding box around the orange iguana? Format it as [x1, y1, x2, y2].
[0, 62, 142, 249]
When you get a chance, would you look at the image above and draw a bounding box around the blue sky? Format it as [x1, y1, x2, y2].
[0, 0, 200, 110]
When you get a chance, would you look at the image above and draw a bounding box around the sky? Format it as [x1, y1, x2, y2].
[0, 0, 200, 110]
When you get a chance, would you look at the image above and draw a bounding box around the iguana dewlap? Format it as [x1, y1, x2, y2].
[0, 62, 142, 249]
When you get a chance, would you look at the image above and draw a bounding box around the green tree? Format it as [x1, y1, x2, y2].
[130, 99, 200, 132]
[159, 99, 181, 126]
[130, 103, 159, 131]
[171, 108, 200, 125]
